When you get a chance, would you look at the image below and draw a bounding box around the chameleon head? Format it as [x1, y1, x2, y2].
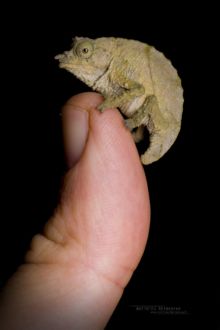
[55, 37, 116, 87]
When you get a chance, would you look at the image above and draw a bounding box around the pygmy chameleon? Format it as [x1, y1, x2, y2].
[55, 37, 184, 165]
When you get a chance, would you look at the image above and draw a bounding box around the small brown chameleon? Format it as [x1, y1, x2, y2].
[55, 37, 184, 164]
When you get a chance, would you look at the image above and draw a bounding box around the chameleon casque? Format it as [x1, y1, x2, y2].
[55, 37, 184, 165]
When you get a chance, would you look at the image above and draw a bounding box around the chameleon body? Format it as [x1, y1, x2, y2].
[55, 37, 184, 165]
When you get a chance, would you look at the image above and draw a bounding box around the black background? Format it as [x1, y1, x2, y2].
[1, 3, 217, 329]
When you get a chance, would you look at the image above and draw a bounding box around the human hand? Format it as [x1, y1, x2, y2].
[0, 92, 150, 329]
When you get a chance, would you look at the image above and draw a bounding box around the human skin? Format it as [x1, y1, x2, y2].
[0, 93, 150, 329]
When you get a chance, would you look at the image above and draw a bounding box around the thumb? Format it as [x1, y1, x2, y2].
[57, 92, 150, 287]
[0, 92, 150, 330]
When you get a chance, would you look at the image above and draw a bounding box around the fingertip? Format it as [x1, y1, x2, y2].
[62, 92, 140, 172]
[64, 92, 104, 111]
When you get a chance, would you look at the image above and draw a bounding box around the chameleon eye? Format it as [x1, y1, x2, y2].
[75, 41, 93, 59]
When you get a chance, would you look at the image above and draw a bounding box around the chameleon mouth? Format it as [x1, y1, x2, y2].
[55, 53, 75, 69]
[58, 62, 74, 69]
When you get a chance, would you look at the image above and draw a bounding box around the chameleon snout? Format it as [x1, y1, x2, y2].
[55, 51, 74, 68]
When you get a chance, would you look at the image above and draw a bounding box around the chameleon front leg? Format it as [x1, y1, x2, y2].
[98, 79, 145, 112]
[125, 95, 181, 165]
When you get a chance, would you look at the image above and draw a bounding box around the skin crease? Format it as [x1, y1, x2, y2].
[0, 93, 150, 330]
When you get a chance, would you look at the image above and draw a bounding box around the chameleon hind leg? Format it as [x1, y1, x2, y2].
[125, 95, 180, 165]
[132, 125, 145, 143]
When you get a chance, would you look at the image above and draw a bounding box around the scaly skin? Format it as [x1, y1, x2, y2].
[55, 37, 183, 164]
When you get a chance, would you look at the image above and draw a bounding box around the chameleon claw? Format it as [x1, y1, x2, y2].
[124, 119, 134, 131]
[97, 103, 105, 113]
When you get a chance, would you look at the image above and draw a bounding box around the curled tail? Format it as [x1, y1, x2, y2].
[141, 115, 181, 165]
